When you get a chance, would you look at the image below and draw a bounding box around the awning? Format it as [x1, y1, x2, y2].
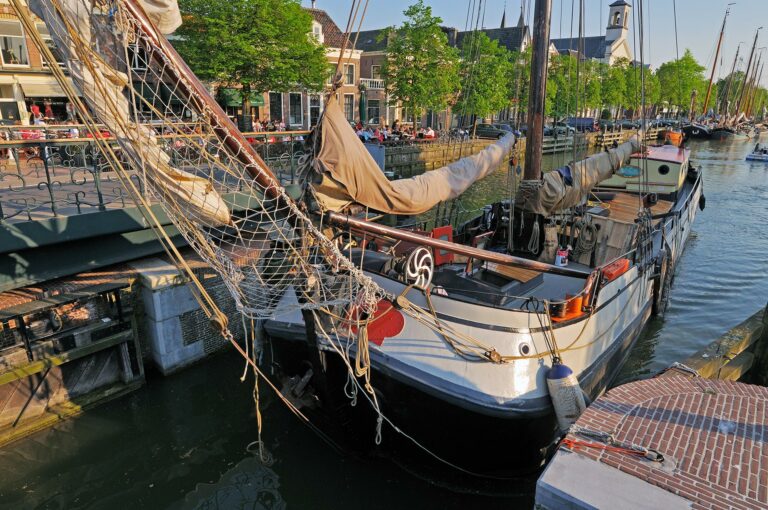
[21, 81, 66, 98]
[217, 88, 265, 107]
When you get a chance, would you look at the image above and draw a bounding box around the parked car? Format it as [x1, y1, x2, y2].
[565, 117, 599, 132]
[599, 119, 616, 130]
[619, 119, 640, 130]
[493, 123, 522, 137]
[465, 123, 508, 139]
[545, 123, 574, 136]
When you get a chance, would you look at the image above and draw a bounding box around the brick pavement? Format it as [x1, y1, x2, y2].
[562, 376, 768, 509]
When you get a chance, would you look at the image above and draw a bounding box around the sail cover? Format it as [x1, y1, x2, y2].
[519, 135, 641, 216]
[312, 97, 516, 215]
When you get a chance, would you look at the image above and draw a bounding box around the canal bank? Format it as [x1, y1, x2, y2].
[0, 135, 767, 507]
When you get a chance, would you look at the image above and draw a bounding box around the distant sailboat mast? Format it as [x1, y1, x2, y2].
[735, 27, 762, 118]
[701, 7, 731, 117]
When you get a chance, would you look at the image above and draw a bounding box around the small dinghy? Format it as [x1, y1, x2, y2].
[746, 143, 768, 161]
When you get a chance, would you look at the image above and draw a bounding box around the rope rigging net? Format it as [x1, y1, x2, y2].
[22, 0, 388, 327]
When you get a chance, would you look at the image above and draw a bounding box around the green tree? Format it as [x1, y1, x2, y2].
[602, 62, 627, 118]
[507, 47, 531, 125]
[454, 32, 513, 121]
[381, 0, 460, 126]
[656, 49, 707, 114]
[174, 0, 328, 130]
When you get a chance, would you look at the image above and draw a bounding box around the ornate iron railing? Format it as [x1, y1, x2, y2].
[0, 124, 311, 224]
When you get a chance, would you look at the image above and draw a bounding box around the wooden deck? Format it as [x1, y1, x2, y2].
[590, 191, 673, 224]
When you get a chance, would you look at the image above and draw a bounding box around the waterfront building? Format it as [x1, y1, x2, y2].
[550, 0, 633, 64]
[0, 0, 75, 125]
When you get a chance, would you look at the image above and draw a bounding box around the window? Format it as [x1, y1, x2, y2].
[127, 42, 148, 71]
[343, 94, 354, 122]
[269, 92, 283, 122]
[612, 12, 621, 26]
[367, 99, 380, 125]
[370, 65, 381, 80]
[327, 64, 337, 85]
[658, 164, 670, 175]
[344, 64, 355, 85]
[309, 95, 321, 127]
[288, 93, 302, 126]
[312, 22, 323, 42]
[0, 21, 29, 66]
[36, 23, 65, 68]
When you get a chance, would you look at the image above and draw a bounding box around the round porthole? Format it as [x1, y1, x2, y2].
[519, 343, 531, 356]
[658, 164, 670, 175]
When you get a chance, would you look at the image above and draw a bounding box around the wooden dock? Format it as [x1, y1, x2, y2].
[537, 304, 768, 509]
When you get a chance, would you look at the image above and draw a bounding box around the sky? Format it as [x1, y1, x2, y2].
[302, 0, 768, 87]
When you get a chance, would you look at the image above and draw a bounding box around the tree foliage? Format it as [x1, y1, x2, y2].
[174, 0, 328, 128]
[656, 49, 707, 113]
[381, 0, 460, 124]
[454, 32, 513, 119]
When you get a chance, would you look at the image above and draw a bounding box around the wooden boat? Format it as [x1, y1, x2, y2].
[263, 1, 705, 474]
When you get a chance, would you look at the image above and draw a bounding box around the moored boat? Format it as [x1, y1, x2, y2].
[746, 143, 768, 161]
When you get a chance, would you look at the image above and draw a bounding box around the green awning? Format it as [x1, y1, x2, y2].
[218, 88, 265, 107]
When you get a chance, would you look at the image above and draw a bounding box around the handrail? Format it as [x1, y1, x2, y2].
[326, 212, 592, 279]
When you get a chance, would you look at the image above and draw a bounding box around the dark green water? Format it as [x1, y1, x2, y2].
[1, 137, 767, 509]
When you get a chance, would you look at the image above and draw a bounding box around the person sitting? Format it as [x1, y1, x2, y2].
[424, 126, 436, 139]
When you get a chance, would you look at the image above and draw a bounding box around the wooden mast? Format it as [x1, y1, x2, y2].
[721, 43, 741, 118]
[701, 8, 730, 117]
[746, 54, 765, 116]
[736, 28, 762, 116]
[523, 0, 552, 181]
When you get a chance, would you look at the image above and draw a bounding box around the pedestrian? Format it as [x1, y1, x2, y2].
[65, 101, 76, 123]
[44, 99, 53, 120]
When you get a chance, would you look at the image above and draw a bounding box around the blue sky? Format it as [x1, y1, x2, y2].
[303, 0, 768, 86]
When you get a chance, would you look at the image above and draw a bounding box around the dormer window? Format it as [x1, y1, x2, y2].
[312, 22, 324, 43]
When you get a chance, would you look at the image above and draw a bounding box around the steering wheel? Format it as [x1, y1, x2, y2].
[404, 247, 434, 290]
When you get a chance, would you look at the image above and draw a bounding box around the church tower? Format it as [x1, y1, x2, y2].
[605, 0, 631, 43]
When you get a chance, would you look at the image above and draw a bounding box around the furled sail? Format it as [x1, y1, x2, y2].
[519, 135, 642, 216]
[312, 97, 516, 215]
[29, 0, 230, 227]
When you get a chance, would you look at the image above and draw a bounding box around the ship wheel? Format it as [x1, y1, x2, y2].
[404, 247, 434, 290]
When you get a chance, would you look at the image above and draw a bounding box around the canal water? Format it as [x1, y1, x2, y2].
[2, 137, 767, 509]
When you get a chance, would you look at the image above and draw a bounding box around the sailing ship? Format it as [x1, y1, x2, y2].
[23, 0, 704, 476]
[261, 2, 705, 473]
[710, 23, 763, 141]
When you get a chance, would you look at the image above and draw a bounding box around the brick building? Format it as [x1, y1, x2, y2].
[0, 1, 75, 125]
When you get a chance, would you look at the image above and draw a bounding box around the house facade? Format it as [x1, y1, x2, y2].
[0, 1, 74, 125]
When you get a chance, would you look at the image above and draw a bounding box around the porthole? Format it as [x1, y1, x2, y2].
[519, 343, 531, 356]
[658, 164, 670, 175]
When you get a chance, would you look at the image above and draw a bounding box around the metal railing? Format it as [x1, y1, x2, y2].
[360, 78, 385, 90]
[0, 124, 311, 224]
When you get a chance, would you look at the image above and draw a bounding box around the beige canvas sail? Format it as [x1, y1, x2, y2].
[313, 97, 516, 215]
[520, 135, 642, 216]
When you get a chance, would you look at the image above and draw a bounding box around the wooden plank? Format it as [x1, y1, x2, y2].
[0, 280, 132, 321]
[659, 306, 767, 379]
[0, 329, 132, 385]
[485, 262, 540, 283]
[717, 352, 754, 381]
